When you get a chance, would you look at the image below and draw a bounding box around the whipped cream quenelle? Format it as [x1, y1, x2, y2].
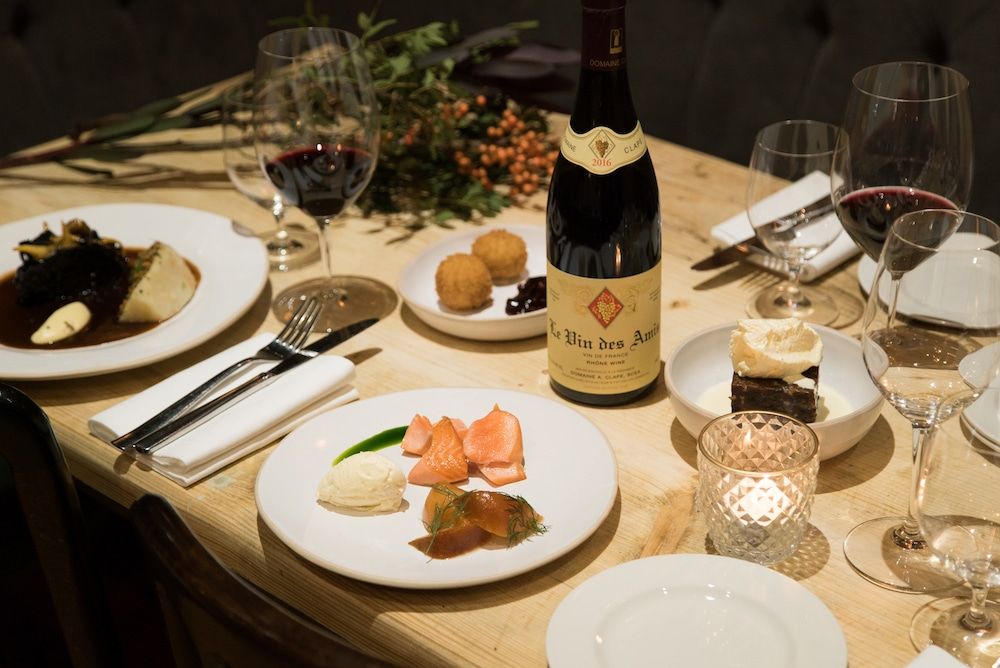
[317, 451, 406, 513]
[730, 318, 822, 380]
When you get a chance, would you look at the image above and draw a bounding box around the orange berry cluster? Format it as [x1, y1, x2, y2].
[452, 100, 558, 197]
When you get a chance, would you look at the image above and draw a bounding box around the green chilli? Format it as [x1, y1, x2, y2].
[333, 425, 408, 464]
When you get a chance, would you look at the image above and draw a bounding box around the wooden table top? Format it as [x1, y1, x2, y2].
[1, 117, 929, 667]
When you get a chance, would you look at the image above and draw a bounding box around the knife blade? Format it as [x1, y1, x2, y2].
[690, 236, 766, 270]
[127, 318, 377, 455]
[690, 196, 834, 271]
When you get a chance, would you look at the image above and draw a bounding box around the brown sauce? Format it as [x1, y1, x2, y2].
[0, 248, 200, 350]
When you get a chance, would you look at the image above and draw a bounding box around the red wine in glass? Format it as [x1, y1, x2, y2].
[835, 186, 958, 258]
[265, 145, 374, 219]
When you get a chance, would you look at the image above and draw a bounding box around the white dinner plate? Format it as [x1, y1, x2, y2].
[255, 387, 618, 588]
[397, 223, 545, 340]
[546, 554, 847, 668]
[857, 240, 1000, 329]
[0, 203, 268, 380]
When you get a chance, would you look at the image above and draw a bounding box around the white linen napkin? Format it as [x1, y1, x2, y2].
[906, 646, 968, 667]
[710, 170, 860, 282]
[89, 333, 358, 486]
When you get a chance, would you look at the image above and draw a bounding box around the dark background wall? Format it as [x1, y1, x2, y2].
[2, 0, 999, 218]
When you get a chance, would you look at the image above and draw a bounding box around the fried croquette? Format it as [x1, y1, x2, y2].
[435, 253, 493, 311]
[471, 229, 527, 282]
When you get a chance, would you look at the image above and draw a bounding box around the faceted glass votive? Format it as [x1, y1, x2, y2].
[697, 411, 820, 565]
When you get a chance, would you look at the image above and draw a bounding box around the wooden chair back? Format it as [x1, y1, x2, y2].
[130, 494, 394, 668]
[0, 382, 119, 668]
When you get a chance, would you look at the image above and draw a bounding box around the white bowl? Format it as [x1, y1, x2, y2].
[664, 322, 883, 460]
[397, 224, 546, 341]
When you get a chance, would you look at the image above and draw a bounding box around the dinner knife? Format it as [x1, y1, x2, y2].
[124, 318, 378, 455]
[690, 197, 834, 271]
[690, 236, 767, 271]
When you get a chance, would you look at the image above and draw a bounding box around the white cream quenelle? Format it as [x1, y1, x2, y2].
[316, 452, 406, 513]
[31, 301, 92, 344]
[730, 318, 823, 380]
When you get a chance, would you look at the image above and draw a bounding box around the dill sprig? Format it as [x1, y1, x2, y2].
[505, 494, 548, 547]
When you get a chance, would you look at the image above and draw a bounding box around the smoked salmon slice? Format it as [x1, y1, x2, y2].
[401, 414, 433, 455]
[463, 405, 525, 486]
[407, 418, 469, 485]
[477, 461, 526, 487]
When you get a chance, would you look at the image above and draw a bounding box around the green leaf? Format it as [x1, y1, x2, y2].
[89, 115, 158, 142]
[357, 11, 371, 32]
[131, 95, 184, 118]
[145, 114, 194, 133]
[56, 161, 115, 177]
[363, 18, 397, 41]
[434, 209, 455, 224]
[388, 54, 412, 76]
[184, 94, 223, 117]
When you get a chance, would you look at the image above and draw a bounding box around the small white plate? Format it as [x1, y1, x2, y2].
[546, 554, 847, 668]
[0, 203, 268, 380]
[255, 387, 617, 589]
[857, 242, 1000, 329]
[664, 322, 883, 460]
[397, 224, 545, 340]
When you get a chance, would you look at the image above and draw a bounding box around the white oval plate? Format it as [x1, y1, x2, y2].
[397, 223, 545, 340]
[857, 246, 1000, 329]
[255, 387, 617, 588]
[546, 554, 847, 668]
[0, 203, 268, 380]
[664, 322, 883, 460]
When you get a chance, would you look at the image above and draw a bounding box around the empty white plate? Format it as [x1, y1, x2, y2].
[857, 235, 1000, 330]
[546, 554, 847, 668]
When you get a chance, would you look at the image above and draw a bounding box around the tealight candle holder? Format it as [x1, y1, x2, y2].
[697, 411, 819, 565]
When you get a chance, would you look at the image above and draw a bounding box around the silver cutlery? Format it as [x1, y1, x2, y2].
[128, 317, 379, 455]
[690, 195, 834, 271]
[111, 297, 321, 451]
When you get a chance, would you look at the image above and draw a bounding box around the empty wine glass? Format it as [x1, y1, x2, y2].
[746, 120, 847, 324]
[254, 27, 397, 331]
[221, 81, 318, 272]
[832, 61, 973, 263]
[845, 209, 1000, 594]
[911, 388, 1000, 666]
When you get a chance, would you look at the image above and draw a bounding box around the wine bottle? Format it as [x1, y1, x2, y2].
[546, 0, 662, 405]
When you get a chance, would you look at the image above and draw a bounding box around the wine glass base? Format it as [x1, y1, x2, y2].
[911, 598, 1000, 667]
[272, 276, 398, 332]
[747, 282, 839, 325]
[261, 226, 319, 272]
[843, 516, 961, 593]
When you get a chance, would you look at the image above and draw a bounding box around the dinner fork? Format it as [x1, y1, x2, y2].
[111, 297, 322, 451]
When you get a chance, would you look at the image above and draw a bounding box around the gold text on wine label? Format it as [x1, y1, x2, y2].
[609, 28, 623, 54]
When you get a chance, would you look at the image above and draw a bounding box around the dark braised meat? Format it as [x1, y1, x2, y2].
[13, 220, 129, 309]
[730, 366, 819, 423]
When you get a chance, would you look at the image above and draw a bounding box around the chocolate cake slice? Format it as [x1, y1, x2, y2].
[731, 366, 819, 423]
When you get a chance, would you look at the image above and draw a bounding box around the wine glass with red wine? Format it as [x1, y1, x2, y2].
[254, 27, 396, 330]
[849, 209, 1000, 596]
[831, 62, 973, 264]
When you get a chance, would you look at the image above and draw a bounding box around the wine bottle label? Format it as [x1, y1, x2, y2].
[546, 261, 661, 395]
[560, 122, 647, 176]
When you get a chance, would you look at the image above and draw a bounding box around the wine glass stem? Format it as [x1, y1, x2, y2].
[966, 582, 992, 631]
[315, 218, 335, 279]
[898, 425, 937, 549]
[777, 260, 811, 309]
[271, 197, 286, 233]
